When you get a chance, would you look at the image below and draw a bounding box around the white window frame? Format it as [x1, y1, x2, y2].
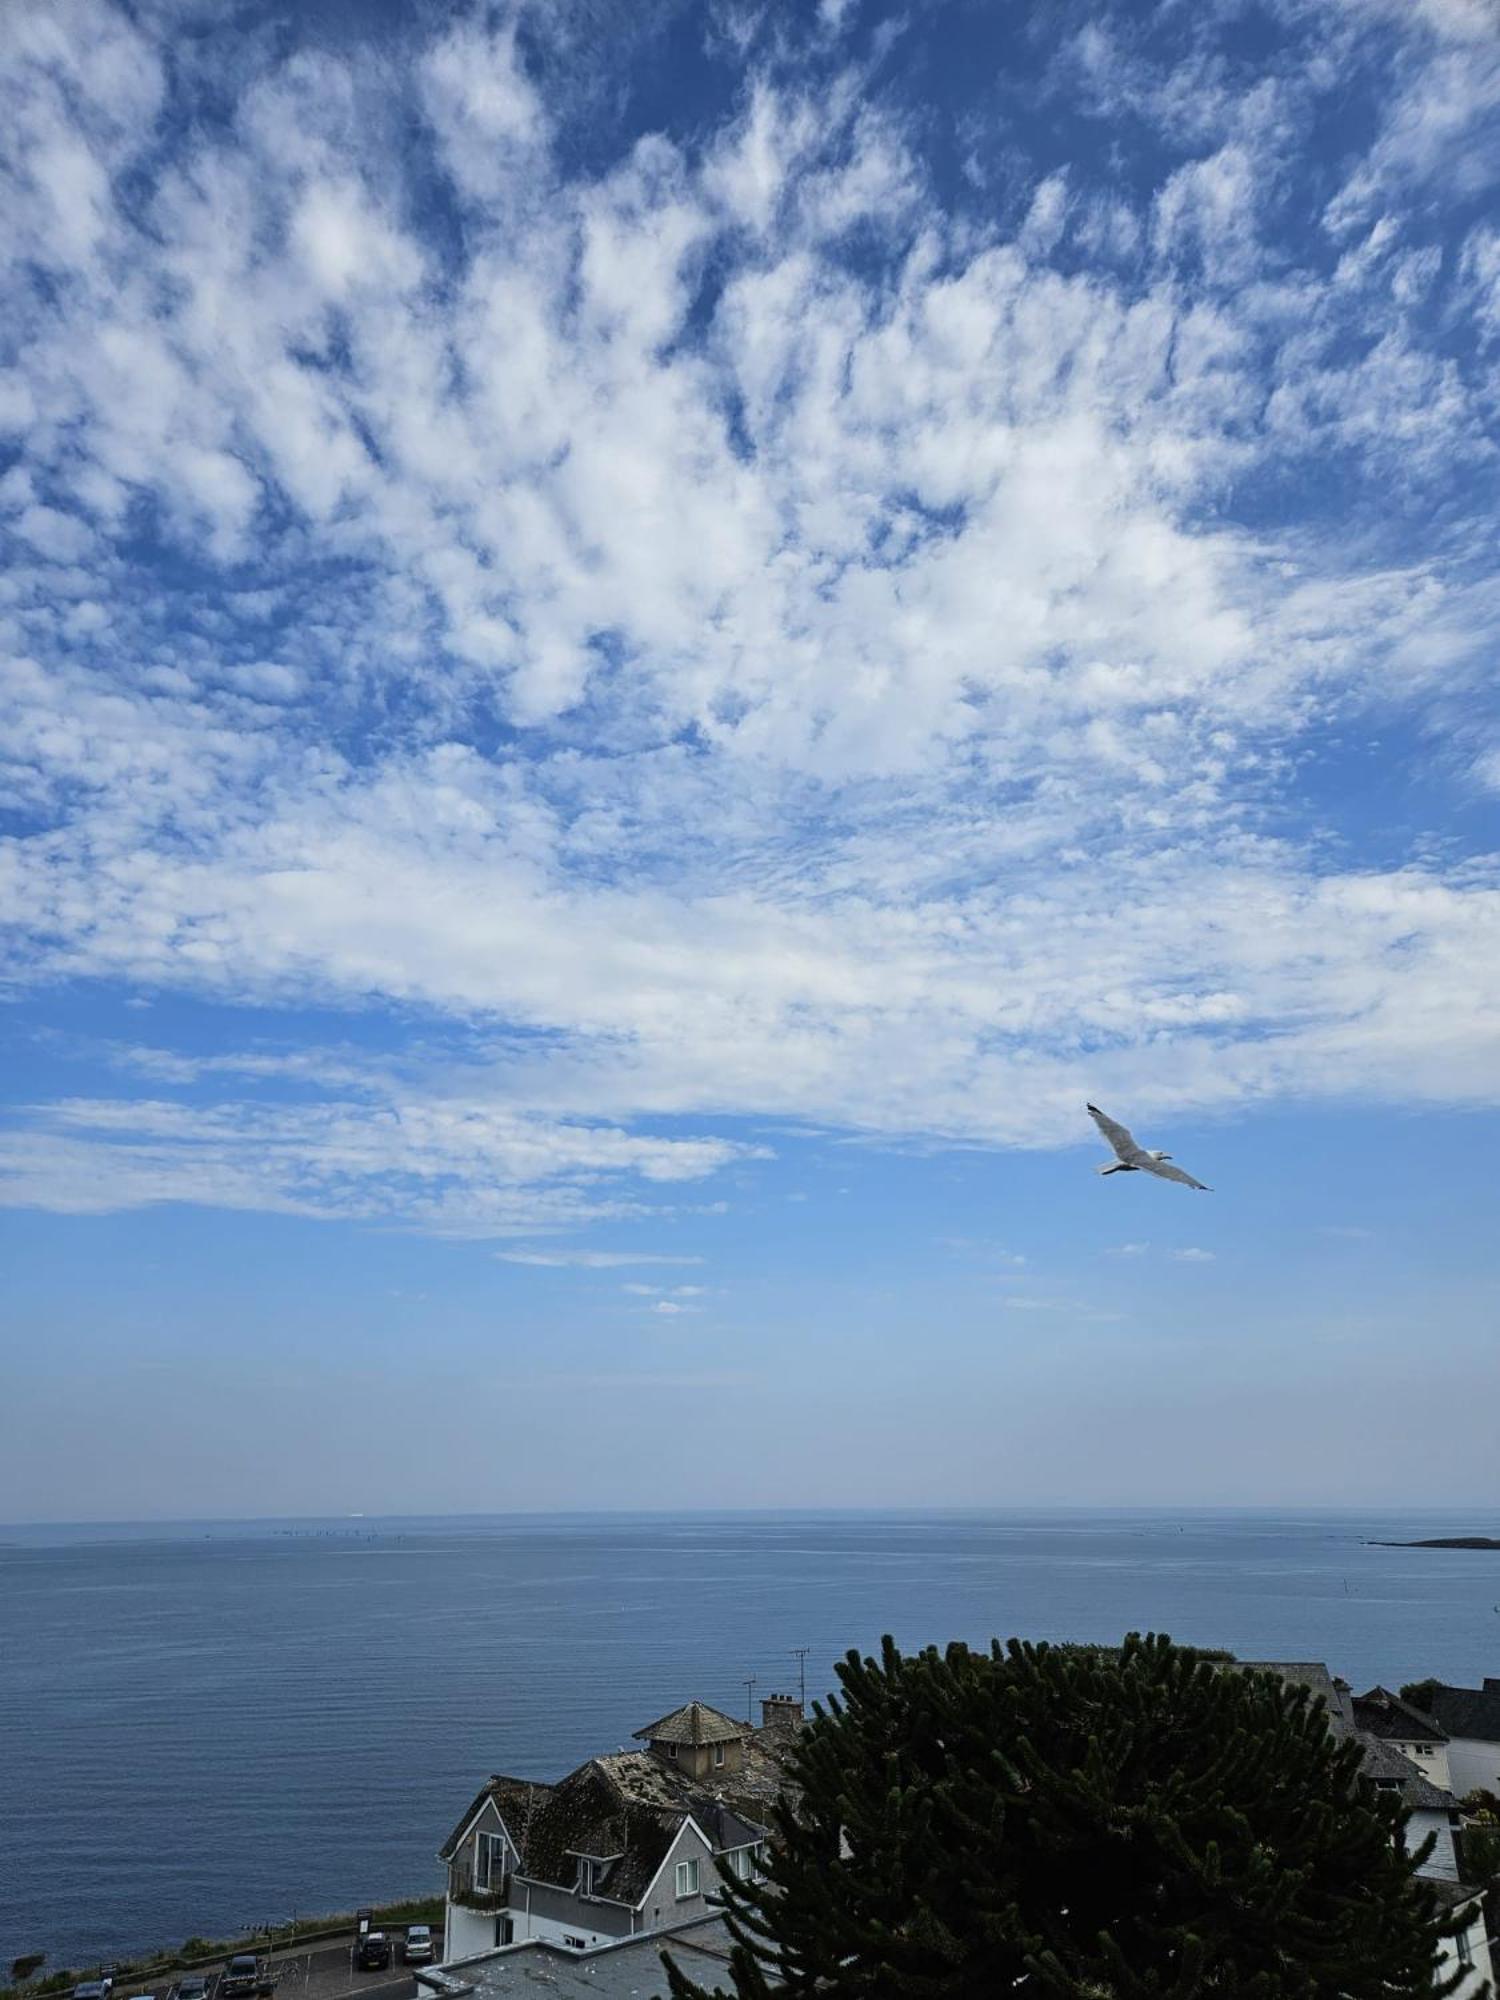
[476, 1831, 507, 1890]
[675, 1858, 699, 1900]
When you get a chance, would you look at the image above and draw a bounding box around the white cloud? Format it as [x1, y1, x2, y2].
[0, 1, 1497, 1230]
[497, 1250, 707, 1267]
[1171, 1247, 1216, 1263]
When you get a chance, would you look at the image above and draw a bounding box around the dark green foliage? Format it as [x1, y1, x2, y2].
[9, 1962, 44, 1986]
[664, 1632, 1463, 1999]
[1400, 1681, 1443, 1716]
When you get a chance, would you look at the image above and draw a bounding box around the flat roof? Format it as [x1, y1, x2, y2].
[431, 1914, 772, 1998]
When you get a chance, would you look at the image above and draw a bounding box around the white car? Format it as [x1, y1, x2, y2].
[402, 1929, 434, 1966]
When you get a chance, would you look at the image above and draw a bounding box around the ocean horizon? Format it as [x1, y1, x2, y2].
[4, 1507, 1498, 1971]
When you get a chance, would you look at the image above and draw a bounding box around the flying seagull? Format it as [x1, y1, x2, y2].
[1087, 1104, 1211, 1190]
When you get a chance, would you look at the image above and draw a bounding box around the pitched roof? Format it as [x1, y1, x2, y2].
[1231, 1662, 1458, 1811]
[597, 1750, 766, 1850]
[634, 1700, 747, 1747]
[1419, 1680, 1500, 1746]
[1358, 1736, 1459, 1813]
[1352, 1687, 1449, 1745]
[506, 1759, 682, 1904]
[438, 1774, 553, 1860]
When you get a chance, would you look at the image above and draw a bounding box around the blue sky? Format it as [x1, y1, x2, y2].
[2, 0, 1499, 1520]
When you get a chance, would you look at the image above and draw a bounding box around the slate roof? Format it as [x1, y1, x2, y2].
[634, 1700, 747, 1747]
[1234, 1661, 1460, 1815]
[439, 1775, 553, 1861]
[1352, 1686, 1450, 1745]
[446, 1754, 772, 1908]
[1359, 1736, 1459, 1813]
[1419, 1679, 1500, 1746]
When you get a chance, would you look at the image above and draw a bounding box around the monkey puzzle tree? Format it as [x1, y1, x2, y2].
[665, 1632, 1463, 1999]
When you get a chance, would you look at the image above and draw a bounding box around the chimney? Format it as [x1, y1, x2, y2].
[761, 1692, 803, 1729]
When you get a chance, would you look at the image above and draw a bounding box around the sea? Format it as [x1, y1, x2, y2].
[2, 1508, 1499, 1973]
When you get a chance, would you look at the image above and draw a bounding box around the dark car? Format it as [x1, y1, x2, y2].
[355, 1935, 391, 1973]
[401, 1929, 433, 1967]
[219, 1958, 261, 1999]
[169, 1979, 210, 2000]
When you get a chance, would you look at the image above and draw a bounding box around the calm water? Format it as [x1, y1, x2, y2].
[3, 1508, 1499, 1971]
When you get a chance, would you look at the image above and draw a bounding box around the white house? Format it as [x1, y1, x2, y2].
[1411, 1680, 1500, 1802]
[438, 1698, 796, 1963]
[1429, 1884, 1496, 2000]
[1352, 1686, 1454, 1793]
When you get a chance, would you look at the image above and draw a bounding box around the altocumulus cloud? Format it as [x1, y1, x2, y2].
[1, 0, 1498, 1234]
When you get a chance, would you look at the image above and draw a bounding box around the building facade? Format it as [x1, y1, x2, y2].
[439, 1698, 799, 1961]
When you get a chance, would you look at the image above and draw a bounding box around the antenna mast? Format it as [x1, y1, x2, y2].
[792, 1647, 810, 1708]
[743, 1673, 758, 1724]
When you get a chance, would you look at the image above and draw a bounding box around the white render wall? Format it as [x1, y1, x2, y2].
[508, 1910, 621, 1950]
[443, 1902, 505, 1964]
[1435, 1902, 1494, 2000]
[1445, 1736, 1500, 1800]
[1393, 1740, 1454, 1793]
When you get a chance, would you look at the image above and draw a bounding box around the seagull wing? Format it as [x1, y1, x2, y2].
[1087, 1103, 1142, 1163]
[1141, 1158, 1211, 1191]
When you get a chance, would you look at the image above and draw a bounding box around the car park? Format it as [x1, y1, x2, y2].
[401, 1929, 433, 1966]
[355, 1933, 391, 1973]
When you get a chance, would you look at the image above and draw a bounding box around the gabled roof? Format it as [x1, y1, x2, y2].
[511, 1759, 686, 1906]
[634, 1700, 747, 1747]
[1358, 1736, 1459, 1813]
[1419, 1680, 1500, 1747]
[439, 1774, 553, 1861]
[1352, 1687, 1449, 1745]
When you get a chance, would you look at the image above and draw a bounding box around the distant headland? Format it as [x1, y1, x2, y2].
[1370, 1536, 1500, 1549]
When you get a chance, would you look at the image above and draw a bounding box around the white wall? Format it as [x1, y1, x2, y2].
[1446, 1738, 1500, 1801]
[1394, 1741, 1454, 1793]
[509, 1911, 620, 1950]
[1435, 1902, 1494, 2000]
[443, 1901, 506, 1963]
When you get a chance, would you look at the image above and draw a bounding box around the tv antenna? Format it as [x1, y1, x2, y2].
[743, 1673, 758, 1723]
[792, 1647, 810, 1707]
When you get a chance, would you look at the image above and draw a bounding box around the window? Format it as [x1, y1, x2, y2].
[476, 1831, 508, 1890]
[665, 1742, 677, 1759]
[1458, 1927, 1474, 1968]
[675, 1859, 700, 1900]
[579, 1858, 605, 1896]
[713, 1742, 725, 1768]
[563, 1934, 588, 1951]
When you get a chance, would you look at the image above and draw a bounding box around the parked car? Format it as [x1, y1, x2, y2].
[168, 1978, 209, 2000]
[219, 1958, 262, 1999]
[355, 1935, 391, 1973]
[401, 1929, 433, 1966]
[72, 1982, 113, 2000]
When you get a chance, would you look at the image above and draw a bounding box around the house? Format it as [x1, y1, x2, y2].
[1352, 1686, 1454, 1791]
[438, 1695, 801, 1962]
[1428, 1883, 1495, 2000]
[415, 1910, 780, 1997]
[1240, 1663, 1495, 1996]
[1407, 1681, 1500, 1801]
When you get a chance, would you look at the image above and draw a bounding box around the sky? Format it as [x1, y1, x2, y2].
[1, 0, 1498, 1522]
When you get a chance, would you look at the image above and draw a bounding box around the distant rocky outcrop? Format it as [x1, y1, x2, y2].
[1371, 1537, 1500, 1550]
